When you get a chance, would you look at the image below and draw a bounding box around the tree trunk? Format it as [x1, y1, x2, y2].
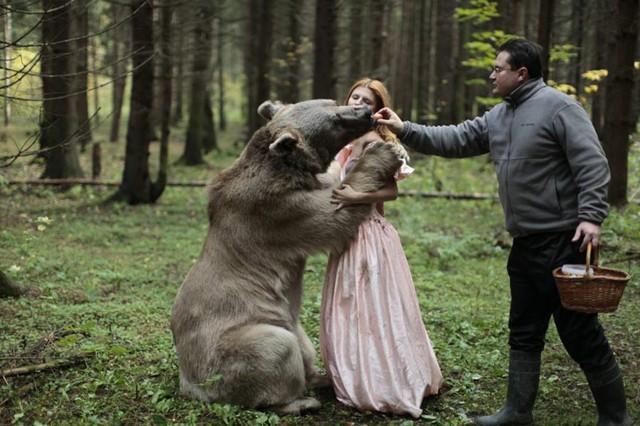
[603, 0, 639, 207]
[40, 0, 84, 180]
[368, 0, 387, 76]
[109, 2, 129, 142]
[537, 0, 555, 83]
[172, 3, 187, 125]
[154, 0, 173, 198]
[393, 0, 415, 119]
[348, 0, 363, 85]
[434, 0, 455, 124]
[255, 0, 274, 115]
[74, 0, 91, 152]
[111, 0, 155, 204]
[509, 0, 526, 36]
[182, 1, 216, 163]
[570, 0, 585, 96]
[216, 8, 226, 131]
[591, 0, 611, 137]
[415, 0, 432, 124]
[2, 0, 11, 126]
[281, 0, 302, 103]
[0, 270, 26, 298]
[244, 0, 260, 136]
[312, 0, 338, 99]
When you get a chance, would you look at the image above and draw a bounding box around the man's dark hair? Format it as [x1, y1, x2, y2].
[498, 38, 543, 79]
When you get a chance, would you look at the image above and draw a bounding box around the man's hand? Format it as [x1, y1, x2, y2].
[572, 221, 601, 251]
[374, 107, 404, 135]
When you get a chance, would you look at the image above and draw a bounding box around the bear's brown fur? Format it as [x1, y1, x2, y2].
[170, 99, 404, 414]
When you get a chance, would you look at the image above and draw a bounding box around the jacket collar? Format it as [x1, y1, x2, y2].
[504, 78, 546, 107]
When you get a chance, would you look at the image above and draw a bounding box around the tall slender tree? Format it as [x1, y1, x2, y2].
[312, 0, 338, 99]
[603, 0, 639, 206]
[393, 0, 415, 119]
[111, 0, 163, 203]
[40, 0, 84, 180]
[74, 0, 91, 152]
[109, 1, 129, 142]
[537, 0, 555, 82]
[434, 0, 456, 124]
[2, 0, 12, 127]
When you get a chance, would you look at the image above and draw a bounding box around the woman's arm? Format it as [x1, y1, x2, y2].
[331, 180, 398, 210]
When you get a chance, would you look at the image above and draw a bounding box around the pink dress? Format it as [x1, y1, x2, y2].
[320, 144, 443, 418]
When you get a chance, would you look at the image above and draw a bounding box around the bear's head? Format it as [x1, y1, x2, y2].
[256, 99, 374, 173]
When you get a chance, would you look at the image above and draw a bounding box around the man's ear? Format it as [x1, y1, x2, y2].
[269, 132, 299, 156]
[258, 101, 283, 120]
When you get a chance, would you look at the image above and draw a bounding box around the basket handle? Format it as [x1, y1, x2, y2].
[584, 243, 599, 276]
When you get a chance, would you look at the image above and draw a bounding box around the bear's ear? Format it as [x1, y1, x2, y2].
[258, 101, 283, 120]
[269, 132, 299, 156]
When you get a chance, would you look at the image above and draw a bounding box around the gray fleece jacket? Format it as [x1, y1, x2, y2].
[400, 78, 610, 237]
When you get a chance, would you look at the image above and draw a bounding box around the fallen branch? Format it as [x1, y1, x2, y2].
[6, 179, 499, 199]
[398, 189, 497, 200]
[6, 178, 207, 187]
[1, 357, 86, 378]
[8, 179, 638, 204]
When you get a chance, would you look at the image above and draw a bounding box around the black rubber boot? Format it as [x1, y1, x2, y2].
[473, 350, 540, 426]
[585, 360, 633, 426]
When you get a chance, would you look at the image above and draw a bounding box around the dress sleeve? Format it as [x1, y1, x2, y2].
[335, 145, 353, 168]
[394, 158, 414, 181]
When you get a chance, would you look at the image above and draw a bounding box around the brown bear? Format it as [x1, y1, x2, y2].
[170, 99, 404, 415]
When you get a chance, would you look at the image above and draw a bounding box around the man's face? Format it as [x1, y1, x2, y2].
[489, 51, 525, 98]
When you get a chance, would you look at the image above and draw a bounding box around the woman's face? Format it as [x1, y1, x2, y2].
[347, 86, 380, 112]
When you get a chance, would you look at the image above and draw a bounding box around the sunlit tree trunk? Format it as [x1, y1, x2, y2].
[603, 0, 639, 207]
[2, 0, 11, 127]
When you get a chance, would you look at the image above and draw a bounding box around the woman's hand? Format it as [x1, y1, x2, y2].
[331, 181, 398, 211]
[331, 184, 362, 210]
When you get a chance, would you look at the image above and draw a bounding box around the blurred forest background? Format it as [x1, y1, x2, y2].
[1, 0, 639, 205]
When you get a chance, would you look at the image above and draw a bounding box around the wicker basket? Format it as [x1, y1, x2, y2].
[553, 244, 630, 313]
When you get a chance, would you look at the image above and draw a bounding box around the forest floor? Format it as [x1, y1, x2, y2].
[1, 123, 639, 425]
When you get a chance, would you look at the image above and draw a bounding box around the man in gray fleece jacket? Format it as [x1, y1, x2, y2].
[376, 38, 631, 426]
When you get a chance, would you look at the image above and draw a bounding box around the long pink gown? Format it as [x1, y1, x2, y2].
[320, 144, 443, 418]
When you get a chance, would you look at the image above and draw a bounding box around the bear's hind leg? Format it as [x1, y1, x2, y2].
[295, 322, 330, 388]
[218, 323, 317, 411]
[268, 396, 322, 415]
